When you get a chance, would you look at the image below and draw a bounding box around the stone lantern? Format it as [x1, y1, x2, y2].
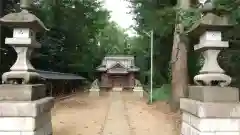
[0, 0, 54, 134]
[0, 0, 48, 84]
[180, 1, 240, 135]
[190, 13, 232, 87]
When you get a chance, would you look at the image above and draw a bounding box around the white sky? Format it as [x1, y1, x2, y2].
[102, 0, 137, 36]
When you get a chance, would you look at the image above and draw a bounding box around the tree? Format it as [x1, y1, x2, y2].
[128, 0, 240, 110]
[32, 0, 110, 80]
[129, 0, 176, 88]
[170, 0, 190, 111]
[98, 21, 130, 55]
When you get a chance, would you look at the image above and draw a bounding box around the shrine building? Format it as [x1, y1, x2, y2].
[96, 55, 140, 90]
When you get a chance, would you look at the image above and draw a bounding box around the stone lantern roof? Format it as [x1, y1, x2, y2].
[0, 10, 48, 32]
[187, 13, 233, 38]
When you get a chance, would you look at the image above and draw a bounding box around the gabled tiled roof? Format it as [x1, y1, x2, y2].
[108, 62, 127, 69]
[96, 55, 139, 73]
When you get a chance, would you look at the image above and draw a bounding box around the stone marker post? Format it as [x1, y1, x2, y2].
[180, 0, 240, 135]
[0, 0, 54, 134]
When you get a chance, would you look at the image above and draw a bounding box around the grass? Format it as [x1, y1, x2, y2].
[147, 84, 171, 104]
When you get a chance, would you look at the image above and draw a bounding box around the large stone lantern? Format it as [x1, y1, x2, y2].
[0, 1, 48, 84]
[180, 1, 240, 135]
[0, 1, 54, 134]
[189, 12, 233, 86]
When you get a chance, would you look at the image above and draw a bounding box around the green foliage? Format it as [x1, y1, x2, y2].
[177, 8, 201, 32]
[147, 84, 171, 104]
[98, 21, 130, 55]
[129, 0, 176, 86]
[213, 0, 240, 24]
[214, 0, 240, 12]
[128, 35, 150, 84]
[32, 0, 111, 80]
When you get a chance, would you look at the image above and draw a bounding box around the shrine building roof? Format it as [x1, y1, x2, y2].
[96, 55, 139, 73]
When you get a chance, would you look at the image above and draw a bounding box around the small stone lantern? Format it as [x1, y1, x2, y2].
[0, 1, 48, 84]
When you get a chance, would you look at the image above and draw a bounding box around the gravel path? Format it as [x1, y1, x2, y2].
[52, 91, 180, 135]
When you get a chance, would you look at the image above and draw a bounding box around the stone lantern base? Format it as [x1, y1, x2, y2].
[89, 88, 100, 97]
[133, 87, 144, 98]
[2, 71, 41, 84]
[180, 86, 240, 135]
[0, 84, 54, 135]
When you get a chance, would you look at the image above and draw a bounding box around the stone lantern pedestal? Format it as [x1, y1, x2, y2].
[181, 86, 240, 135]
[0, 7, 54, 135]
[0, 87, 54, 134]
[180, 4, 240, 134]
[89, 88, 100, 97]
[133, 86, 144, 98]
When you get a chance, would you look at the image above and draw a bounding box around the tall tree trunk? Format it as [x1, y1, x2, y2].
[170, 0, 190, 112]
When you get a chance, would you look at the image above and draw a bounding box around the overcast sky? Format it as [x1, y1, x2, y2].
[102, 0, 136, 36]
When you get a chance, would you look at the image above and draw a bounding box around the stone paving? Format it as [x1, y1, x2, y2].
[102, 92, 131, 135]
[52, 92, 180, 135]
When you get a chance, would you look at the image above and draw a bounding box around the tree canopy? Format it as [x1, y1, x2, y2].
[1, 0, 132, 81]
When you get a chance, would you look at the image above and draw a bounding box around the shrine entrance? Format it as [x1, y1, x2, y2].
[111, 75, 127, 88]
